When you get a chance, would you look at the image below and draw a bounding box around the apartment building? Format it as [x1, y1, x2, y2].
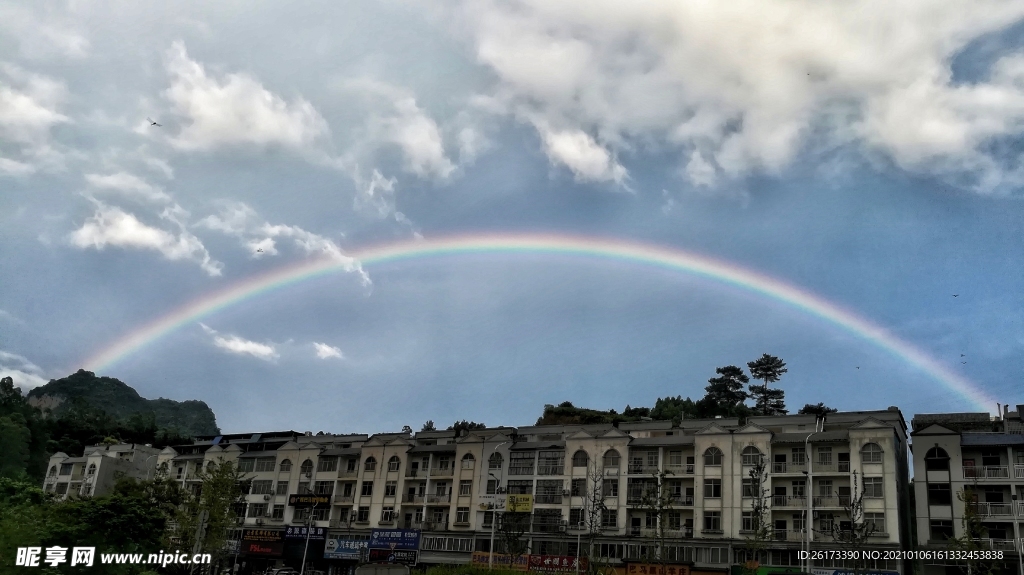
[43, 443, 161, 499]
[143, 409, 908, 575]
[910, 405, 1024, 574]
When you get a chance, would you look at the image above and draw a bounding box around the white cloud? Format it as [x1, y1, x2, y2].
[0, 4, 89, 60]
[85, 172, 171, 203]
[313, 342, 344, 359]
[353, 169, 398, 218]
[163, 41, 329, 151]
[0, 65, 69, 173]
[197, 201, 369, 284]
[200, 324, 278, 361]
[0, 157, 35, 177]
[0, 350, 48, 390]
[69, 201, 223, 276]
[456, 0, 1024, 193]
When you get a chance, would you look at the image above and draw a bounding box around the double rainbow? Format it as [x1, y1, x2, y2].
[80, 233, 992, 411]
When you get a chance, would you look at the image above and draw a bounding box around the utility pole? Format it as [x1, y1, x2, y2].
[803, 416, 823, 575]
[487, 439, 509, 570]
[300, 502, 317, 575]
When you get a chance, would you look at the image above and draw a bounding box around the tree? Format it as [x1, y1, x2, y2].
[172, 458, 250, 572]
[576, 461, 609, 575]
[633, 470, 677, 571]
[401, 425, 413, 434]
[649, 396, 697, 424]
[421, 420, 436, 432]
[700, 366, 750, 418]
[826, 472, 878, 575]
[947, 482, 1006, 575]
[739, 455, 773, 573]
[448, 420, 487, 437]
[798, 403, 838, 416]
[496, 496, 531, 567]
[747, 354, 788, 416]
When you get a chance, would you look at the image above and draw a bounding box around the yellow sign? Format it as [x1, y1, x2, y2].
[506, 494, 534, 512]
[471, 552, 529, 571]
[626, 564, 690, 575]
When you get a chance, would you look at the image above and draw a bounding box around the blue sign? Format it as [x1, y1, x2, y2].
[284, 526, 327, 540]
[368, 529, 420, 550]
[324, 539, 367, 559]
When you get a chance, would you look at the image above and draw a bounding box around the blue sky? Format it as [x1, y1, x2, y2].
[1, 1, 1022, 433]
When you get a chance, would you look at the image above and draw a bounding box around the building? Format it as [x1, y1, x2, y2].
[149, 409, 909, 575]
[43, 442, 161, 499]
[910, 404, 1024, 574]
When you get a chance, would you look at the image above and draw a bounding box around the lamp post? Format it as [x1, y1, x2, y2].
[300, 502, 318, 575]
[488, 439, 509, 570]
[1012, 494, 1023, 575]
[575, 521, 584, 575]
[803, 416, 824, 575]
[143, 454, 160, 480]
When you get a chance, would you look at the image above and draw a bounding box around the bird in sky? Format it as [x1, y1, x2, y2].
[856, 366, 860, 369]
[961, 361, 967, 364]
[961, 354, 966, 357]
[952, 294, 959, 297]
[146, 117, 162, 127]
[256, 248, 263, 253]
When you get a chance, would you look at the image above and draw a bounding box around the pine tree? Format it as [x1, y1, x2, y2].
[704, 366, 750, 408]
[747, 354, 788, 415]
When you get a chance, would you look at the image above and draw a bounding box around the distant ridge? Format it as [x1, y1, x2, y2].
[27, 369, 219, 437]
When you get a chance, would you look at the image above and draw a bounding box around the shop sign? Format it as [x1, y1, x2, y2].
[368, 529, 420, 550]
[242, 529, 284, 543]
[284, 526, 327, 540]
[627, 564, 690, 575]
[366, 548, 417, 565]
[470, 552, 529, 571]
[528, 555, 587, 573]
[505, 494, 534, 512]
[289, 494, 331, 507]
[324, 539, 367, 560]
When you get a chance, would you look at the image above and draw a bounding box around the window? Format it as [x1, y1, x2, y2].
[667, 511, 681, 530]
[298, 482, 312, 494]
[929, 520, 953, 540]
[792, 513, 804, 532]
[703, 447, 723, 466]
[363, 457, 376, 472]
[817, 447, 832, 465]
[601, 508, 618, 529]
[437, 456, 451, 470]
[489, 452, 503, 469]
[387, 456, 400, 472]
[863, 477, 883, 498]
[459, 480, 473, 496]
[455, 507, 470, 524]
[507, 480, 533, 494]
[819, 513, 834, 532]
[506, 452, 534, 475]
[741, 446, 762, 466]
[357, 507, 370, 522]
[381, 506, 395, 523]
[603, 479, 619, 498]
[861, 443, 883, 463]
[271, 505, 284, 520]
[569, 508, 584, 526]
[461, 453, 475, 469]
[741, 512, 754, 532]
[87, 464, 96, 476]
[248, 503, 267, 517]
[311, 507, 329, 521]
[538, 451, 565, 474]
[279, 459, 292, 472]
[360, 482, 373, 497]
[741, 478, 755, 498]
[571, 478, 586, 497]
[792, 480, 805, 497]
[603, 449, 621, 468]
[536, 480, 564, 503]
[704, 478, 722, 498]
[385, 481, 397, 497]
[255, 457, 276, 472]
[864, 513, 885, 533]
[237, 459, 255, 472]
[300, 459, 314, 475]
[55, 483, 68, 494]
[702, 511, 721, 532]
[927, 483, 951, 505]
[791, 447, 806, 464]
[486, 479, 498, 494]
[669, 451, 683, 466]
[315, 481, 334, 495]
[276, 481, 288, 495]
[317, 457, 338, 472]
[572, 450, 589, 468]
[483, 511, 494, 528]
[818, 480, 832, 497]
[924, 447, 949, 471]
[176, 466, 184, 480]
[251, 480, 274, 495]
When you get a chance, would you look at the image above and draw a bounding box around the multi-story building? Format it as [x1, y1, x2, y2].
[144, 409, 909, 575]
[910, 404, 1024, 574]
[43, 443, 161, 499]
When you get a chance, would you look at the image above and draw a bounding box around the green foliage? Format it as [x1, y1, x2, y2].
[448, 420, 487, 436]
[704, 365, 750, 407]
[421, 420, 436, 432]
[797, 402, 838, 416]
[649, 396, 696, 423]
[747, 354, 788, 416]
[172, 458, 249, 568]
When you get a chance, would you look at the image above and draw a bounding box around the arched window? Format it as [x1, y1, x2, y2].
[87, 463, 96, 476]
[572, 450, 589, 468]
[924, 447, 949, 471]
[603, 449, 621, 469]
[861, 443, 884, 464]
[300, 459, 314, 475]
[364, 456, 377, 472]
[488, 452, 503, 470]
[48, 466, 57, 477]
[388, 456, 401, 472]
[279, 459, 292, 472]
[461, 453, 475, 469]
[741, 446, 762, 466]
[207, 461, 216, 473]
[704, 447, 723, 466]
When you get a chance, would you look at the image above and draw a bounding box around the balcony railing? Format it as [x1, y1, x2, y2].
[537, 465, 564, 476]
[508, 467, 535, 476]
[772, 495, 807, 507]
[772, 529, 809, 542]
[422, 521, 448, 531]
[1016, 501, 1024, 516]
[338, 469, 358, 478]
[604, 467, 620, 476]
[772, 462, 806, 474]
[535, 494, 563, 504]
[403, 494, 425, 503]
[700, 528, 724, 536]
[668, 495, 694, 506]
[813, 496, 851, 507]
[977, 539, 1018, 551]
[429, 467, 454, 477]
[812, 462, 849, 473]
[963, 466, 1009, 479]
[532, 521, 563, 533]
[427, 494, 451, 503]
[627, 464, 660, 475]
[333, 496, 354, 504]
[1015, 464, 1024, 479]
[967, 502, 1015, 516]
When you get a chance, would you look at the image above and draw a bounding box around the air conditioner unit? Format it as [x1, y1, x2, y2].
[562, 490, 572, 496]
[559, 519, 568, 526]
[264, 494, 272, 501]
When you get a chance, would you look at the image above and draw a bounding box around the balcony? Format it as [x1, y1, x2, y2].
[1016, 501, 1024, 516]
[772, 495, 807, 508]
[333, 496, 354, 505]
[772, 462, 806, 474]
[429, 467, 454, 477]
[977, 539, 1018, 551]
[422, 521, 448, 531]
[668, 495, 694, 506]
[403, 494, 425, 503]
[813, 496, 851, 507]
[535, 494, 563, 504]
[604, 467, 620, 476]
[811, 462, 849, 473]
[963, 466, 1009, 480]
[508, 467, 534, 476]
[537, 465, 564, 476]
[773, 530, 809, 542]
[532, 521, 563, 533]
[700, 528, 724, 536]
[426, 493, 451, 504]
[627, 464, 660, 475]
[1015, 464, 1024, 479]
[337, 469, 358, 478]
[967, 502, 1015, 516]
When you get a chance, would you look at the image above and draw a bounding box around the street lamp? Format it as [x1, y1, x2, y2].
[1012, 494, 1023, 575]
[487, 439, 509, 571]
[803, 415, 824, 575]
[575, 521, 584, 575]
[300, 502, 318, 575]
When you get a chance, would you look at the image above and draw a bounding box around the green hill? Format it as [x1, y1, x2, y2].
[27, 369, 219, 437]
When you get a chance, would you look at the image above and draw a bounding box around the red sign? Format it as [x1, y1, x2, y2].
[626, 564, 690, 575]
[244, 541, 284, 557]
[528, 555, 588, 573]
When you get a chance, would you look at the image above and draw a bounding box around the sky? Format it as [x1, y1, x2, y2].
[1, 1, 1023, 434]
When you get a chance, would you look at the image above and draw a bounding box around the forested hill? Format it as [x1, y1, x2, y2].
[27, 369, 219, 437]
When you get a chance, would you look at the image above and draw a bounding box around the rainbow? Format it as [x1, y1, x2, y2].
[80, 233, 993, 410]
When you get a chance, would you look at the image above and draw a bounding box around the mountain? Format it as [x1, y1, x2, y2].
[27, 369, 219, 437]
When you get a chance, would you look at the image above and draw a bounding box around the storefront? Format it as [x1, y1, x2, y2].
[240, 529, 285, 575]
[324, 538, 368, 575]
